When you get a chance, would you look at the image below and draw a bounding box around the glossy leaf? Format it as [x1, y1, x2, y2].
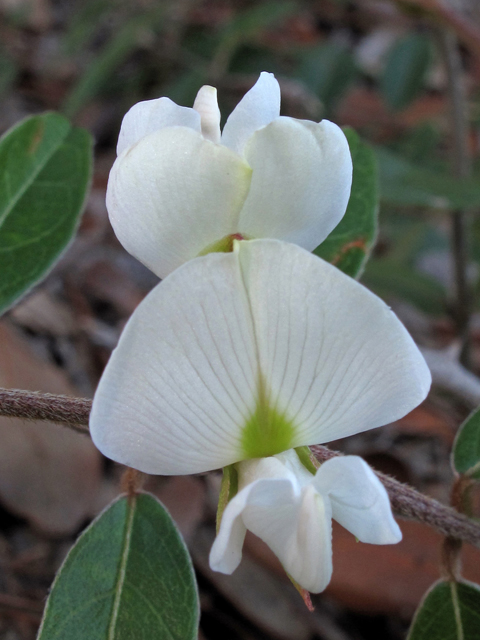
[381, 33, 431, 111]
[37, 493, 199, 640]
[0, 113, 92, 314]
[376, 147, 480, 210]
[408, 580, 480, 640]
[453, 405, 480, 479]
[314, 128, 378, 279]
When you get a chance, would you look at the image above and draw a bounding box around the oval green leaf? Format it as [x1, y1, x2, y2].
[37, 492, 199, 640]
[408, 580, 480, 640]
[453, 405, 480, 479]
[299, 42, 357, 113]
[0, 112, 92, 314]
[381, 33, 431, 112]
[314, 128, 378, 279]
[376, 146, 480, 210]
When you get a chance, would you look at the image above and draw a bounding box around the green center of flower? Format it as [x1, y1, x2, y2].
[198, 233, 251, 256]
[241, 375, 296, 458]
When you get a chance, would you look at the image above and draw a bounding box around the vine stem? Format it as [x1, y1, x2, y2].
[1, 386, 480, 548]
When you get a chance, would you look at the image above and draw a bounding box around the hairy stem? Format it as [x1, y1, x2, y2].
[0, 388, 90, 433]
[2, 387, 480, 548]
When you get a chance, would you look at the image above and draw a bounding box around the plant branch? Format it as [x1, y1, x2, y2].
[0, 388, 90, 433]
[1, 387, 480, 548]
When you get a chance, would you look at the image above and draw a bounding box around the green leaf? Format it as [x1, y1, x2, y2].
[453, 405, 480, 479]
[314, 128, 378, 279]
[376, 146, 480, 210]
[299, 42, 357, 112]
[381, 33, 431, 111]
[0, 112, 92, 314]
[37, 493, 199, 640]
[408, 580, 480, 640]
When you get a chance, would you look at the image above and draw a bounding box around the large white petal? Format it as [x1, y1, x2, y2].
[91, 239, 431, 475]
[117, 97, 201, 155]
[221, 72, 280, 155]
[107, 126, 252, 279]
[90, 251, 259, 475]
[236, 240, 431, 445]
[313, 456, 402, 544]
[211, 468, 333, 593]
[237, 117, 352, 251]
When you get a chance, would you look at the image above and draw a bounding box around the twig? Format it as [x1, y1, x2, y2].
[394, 0, 480, 60]
[1, 387, 480, 548]
[0, 388, 90, 433]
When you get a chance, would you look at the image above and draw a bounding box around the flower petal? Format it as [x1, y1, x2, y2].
[90, 251, 259, 475]
[116, 97, 201, 155]
[211, 468, 333, 593]
[90, 239, 431, 475]
[313, 456, 402, 544]
[221, 72, 280, 155]
[210, 456, 294, 573]
[237, 117, 352, 251]
[193, 86, 221, 143]
[107, 127, 252, 278]
[235, 240, 431, 445]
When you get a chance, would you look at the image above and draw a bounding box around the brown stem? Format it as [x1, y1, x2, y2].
[121, 467, 145, 498]
[440, 474, 474, 581]
[2, 387, 480, 549]
[0, 388, 90, 433]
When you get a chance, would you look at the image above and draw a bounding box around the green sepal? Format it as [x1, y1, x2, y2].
[295, 446, 319, 475]
[216, 464, 239, 533]
[197, 233, 252, 257]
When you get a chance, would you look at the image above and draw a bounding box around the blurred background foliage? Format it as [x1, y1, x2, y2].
[2, 0, 479, 323]
[1, 0, 480, 639]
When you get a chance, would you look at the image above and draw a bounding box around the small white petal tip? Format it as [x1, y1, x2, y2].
[193, 85, 221, 143]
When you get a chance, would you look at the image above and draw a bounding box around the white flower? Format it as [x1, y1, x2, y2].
[90, 239, 430, 591]
[90, 238, 430, 473]
[210, 450, 402, 593]
[106, 72, 352, 279]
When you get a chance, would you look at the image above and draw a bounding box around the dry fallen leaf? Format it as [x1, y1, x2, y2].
[0, 321, 101, 536]
[149, 475, 206, 543]
[244, 518, 480, 616]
